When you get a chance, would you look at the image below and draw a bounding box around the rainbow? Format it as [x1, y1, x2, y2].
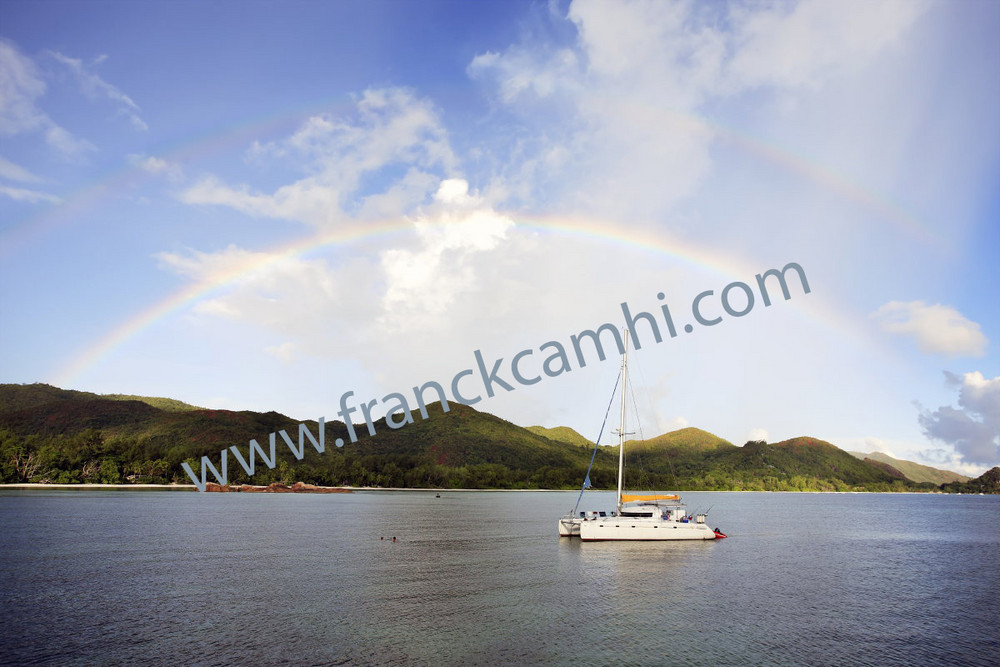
[50, 216, 413, 386]
[707, 121, 938, 245]
[51, 212, 859, 387]
[2, 98, 939, 259]
[8, 98, 918, 386]
[0, 94, 352, 260]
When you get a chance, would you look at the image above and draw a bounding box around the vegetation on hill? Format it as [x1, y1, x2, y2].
[617, 436, 922, 492]
[848, 451, 970, 485]
[630, 427, 733, 451]
[940, 467, 1000, 494]
[0, 383, 202, 413]
[0, 383, 983, 492]
[526, 425, 594, 448]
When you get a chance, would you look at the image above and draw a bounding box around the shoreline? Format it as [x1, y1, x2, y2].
[0, 483, 560, 492]
[0, 484, 964, 494]
[2, 483, 196, 490]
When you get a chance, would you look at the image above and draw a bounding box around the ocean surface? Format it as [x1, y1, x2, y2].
[1, 489, 997, 666]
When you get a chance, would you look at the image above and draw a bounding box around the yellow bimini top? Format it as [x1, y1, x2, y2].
[620, 493, 680, 503]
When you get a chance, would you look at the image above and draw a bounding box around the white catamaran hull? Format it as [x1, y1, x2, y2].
[579, 518, 716, 541]
[558, 517, 581, 537]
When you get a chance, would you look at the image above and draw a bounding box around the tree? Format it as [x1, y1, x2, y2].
[99, 459, 121, 484]
[81, 460, 100, 481]
[11, 447, 44, 481]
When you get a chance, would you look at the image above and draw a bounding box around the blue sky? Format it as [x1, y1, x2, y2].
[2, 0, 998, 475]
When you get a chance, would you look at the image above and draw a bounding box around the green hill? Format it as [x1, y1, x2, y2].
[0, 383, 202, 413]
[102, 394, 202, 412]
[526, 425, 594, 448]
[0, 385, 616, 489]
[0, 383, 983, 492]
[761, 437, 904, 484]
[941, 467, 1000, 494]
[862, 457, 908, 480]
[353, 403, 619, 489]
[642, 436, 912, 492]
[848, 451, 969, 484]
[629, 427, 734, 452]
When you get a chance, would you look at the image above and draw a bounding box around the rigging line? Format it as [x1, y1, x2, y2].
[628, 347, 650, 443]
[626, 349, 656, 492]
[627, 345, 679, 489]
[571, 369, 622, 516]
[626, 381, 652, 492]
[628, 375, 645, 442]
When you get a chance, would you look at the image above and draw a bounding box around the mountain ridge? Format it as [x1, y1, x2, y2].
[0, 383, 976, 491]
[848, 450, 969, 484]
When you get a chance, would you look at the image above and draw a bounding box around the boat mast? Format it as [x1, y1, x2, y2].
[616, 329, 629, 509]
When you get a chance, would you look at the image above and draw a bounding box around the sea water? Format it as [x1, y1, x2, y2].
[1, 490, 997, 666]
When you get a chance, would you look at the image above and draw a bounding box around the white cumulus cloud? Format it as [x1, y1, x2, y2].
[466, 0, 929, 222]
[378, 179, 515, 332]
[725, 0, 928, 90]
[183, 88, 454, 229]
[871, 301, 987, 357]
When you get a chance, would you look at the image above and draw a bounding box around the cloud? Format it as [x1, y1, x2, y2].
[468, 47, 581, 104]
[160, 169, 684, 419]
[919, 371, 1000, 466]
[871, 301, 987, 357]
[378, 179, 515, 332]
[862, 437, 894, 455]
[155, 2, 955, 434]
[0, 156, 59, 203]
[184, 87, 454, 228]
[48, 50, 148, 130]
[128, 154, 184, 181]
[155, 243, 371, 355]
[0, 39, 93, 159]
[746, 428, 769, 443]
[916, 447, 992, 478]
[0, 184, 60, 204]
[0, 39, 48, 135]
[0, 156, 42, 183]
[835, 435, 989, 477]
[164, 178, 519, 352]
[264, 342, 296, 363]
[466, 0, 929, 222]
[156, 243, 287, 285]
[44, 125, 96, 157]
[181, 174, 345, 226]
[725, 0, 928, 90]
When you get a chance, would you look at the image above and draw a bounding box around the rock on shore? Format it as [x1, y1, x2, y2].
[203, 482, 352, 493]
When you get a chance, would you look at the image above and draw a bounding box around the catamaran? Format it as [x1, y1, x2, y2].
[558, 330, 726, 541]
